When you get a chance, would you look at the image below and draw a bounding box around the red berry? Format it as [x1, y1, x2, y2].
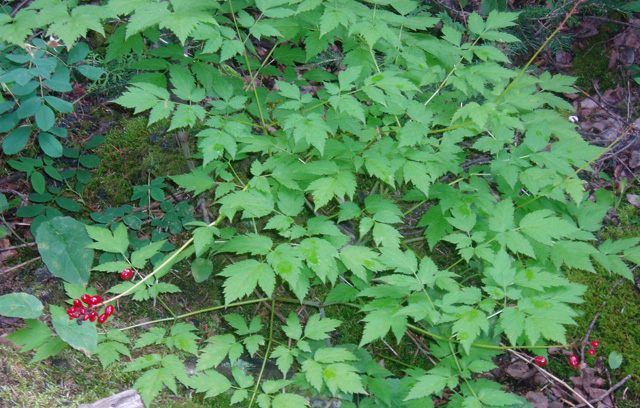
[90, 295, 102, 306]
[83, 314, 91, 321]
[69, 315, 75, 320]
[534, 356, 547, 366]
[569, 355, 580, 367]
[73, 299, 82, 307]
[73, 312, 81, 318]
[588, 348, 596, 355]
[97, 313, 108, 324]
[89, 314, 97, 322]
[67, 307, 76, 315]
[591, 340, 600, 348]
[105, 305, 114, 316]
[81, 294, 91, 305]
[120, 268, 133, 280]
[79, 307, 86, 315]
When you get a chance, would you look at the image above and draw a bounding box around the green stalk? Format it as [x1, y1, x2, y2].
[248, 297, 276, 408]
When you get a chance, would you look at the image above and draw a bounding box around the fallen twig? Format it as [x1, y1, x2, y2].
[1, 256, 41, 275]
[507, 347, 595, 408]
[573, 374, 633, 408]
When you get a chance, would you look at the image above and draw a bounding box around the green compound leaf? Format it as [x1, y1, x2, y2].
[0, 293, 44, 318]
[304, 314, 341, 341]
[220, 259, 275, 304]
[36, 216, 94, 285]
[30, 336, 67, 363]
[6, 319, 52, 351]
[188, 370, 232, 399]
[85, 223, 129, 254]
[50, 305, 97, 353]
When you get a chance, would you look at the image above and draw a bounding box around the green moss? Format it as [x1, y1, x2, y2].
[571, 23, 621, 92]
[85, 116, 189, 207]
[565, 203, 640, 399]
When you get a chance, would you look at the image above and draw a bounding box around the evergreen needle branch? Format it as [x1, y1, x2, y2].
[495, 0, 584, 103]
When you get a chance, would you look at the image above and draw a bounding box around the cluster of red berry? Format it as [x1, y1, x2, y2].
[66, 294, 114, 325]
[533, 340, 601, 367]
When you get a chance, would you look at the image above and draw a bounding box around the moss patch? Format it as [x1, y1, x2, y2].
[571, 23, 622, 92]
[85, 116, 189, 207]
[566, 203, 640, 401]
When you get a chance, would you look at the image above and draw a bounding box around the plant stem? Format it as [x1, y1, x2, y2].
[248, 297, 276, 408]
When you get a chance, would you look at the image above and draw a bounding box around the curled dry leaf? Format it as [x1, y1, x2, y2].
[627, 193, 640, 209]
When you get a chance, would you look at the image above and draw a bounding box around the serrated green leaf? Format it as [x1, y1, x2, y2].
[131, 240, 165, 268]
[405, 374, 448, 400]
[188, 370, 232, 399]
[519, 210, 578, 245]
[170, 168, 215, 195]
[85, 223, 129, 254]
[6, 319, 52, 351]
[221, 233, 273, 255]
[304, 314, 340, 340]
[220, 260, 275, 304]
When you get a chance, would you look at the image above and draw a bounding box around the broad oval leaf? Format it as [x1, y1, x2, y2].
[0, 293, 44, 318]
[38, 132, 63, 157]
[36, 216, 94, 285]
[2, 126, 31, 155]
[50, 305, 97, 353]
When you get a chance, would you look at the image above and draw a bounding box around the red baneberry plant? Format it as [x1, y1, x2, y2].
[0, 1, 636, 407]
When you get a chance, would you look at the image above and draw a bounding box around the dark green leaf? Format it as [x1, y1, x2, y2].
[36, 216, 94, 285]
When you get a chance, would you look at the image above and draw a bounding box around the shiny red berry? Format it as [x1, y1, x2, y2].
[105, 305, 114, 316]
[83, 314, 91, 321]
[73, 299, 82, 307]
[69, 315, 74, 320]
[73, 312, 81, 318]
[534, 356, 547, 366]
[120, 268, 133, 280]
[591, 340, 600, 348]
[89, 314, 97, 322]
[81, 294, 91, 305]
[89, 310, 97, 318]
[588, 348, 596, 355]
[79, 307, 86, 315]
[569, 355, 580, 367]
[67, 307, 76, 315]
[90, 295, 102, 306]
[97, 313, 108, 324]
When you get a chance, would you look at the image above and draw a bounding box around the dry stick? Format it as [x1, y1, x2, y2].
[580, 277, 626, 363]
[573, 375, 633, 408]
[1, 256, 41, 275]
[0, 242, 37, 252]
[507, 347, 595, 408]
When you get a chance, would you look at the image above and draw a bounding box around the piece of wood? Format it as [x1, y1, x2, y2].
[78, 390, 144, 408]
